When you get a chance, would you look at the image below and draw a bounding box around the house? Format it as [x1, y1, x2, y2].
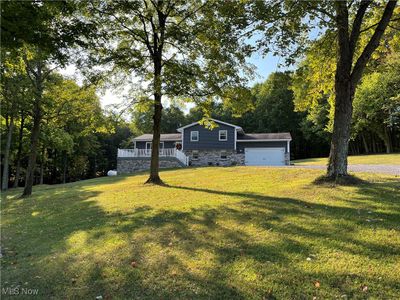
[117, 119, 291, 173]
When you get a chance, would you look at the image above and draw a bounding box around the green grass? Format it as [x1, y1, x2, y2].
[293, 153, 400, 165]
[1, 167, 399, 299]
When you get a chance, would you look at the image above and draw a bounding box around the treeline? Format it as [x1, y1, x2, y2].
[1, 59, 131, 189]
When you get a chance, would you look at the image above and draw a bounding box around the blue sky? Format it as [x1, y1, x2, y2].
[247, 53, 286, 86]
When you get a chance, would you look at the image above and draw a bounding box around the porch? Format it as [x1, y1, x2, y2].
[117, 148, 189, 166]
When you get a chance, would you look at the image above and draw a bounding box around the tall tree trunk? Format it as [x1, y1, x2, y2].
[327, 0, 396, 179]
[2, 116, 15, 190]
[62, 152, 67, 184]
[146, 55, 163, 184]
[22, 64, 43, 197]
[39, 147, 45, 184]
[361, 132, 369, 154]
[383, 127, 393, 153]
[13, 112, 25, 188]
[328, 2, 353, 178]
[52, 149, 57, 184]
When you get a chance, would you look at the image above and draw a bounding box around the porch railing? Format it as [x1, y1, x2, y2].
[118, 148, 189, 166]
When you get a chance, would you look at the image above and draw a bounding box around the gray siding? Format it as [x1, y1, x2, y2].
[183, 123, 235, 150]
[135, 140, 177, 149]
[236, 141, 289, 153]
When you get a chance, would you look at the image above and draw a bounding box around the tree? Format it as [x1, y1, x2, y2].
[328, 1, 397, 178]
[0, 1, 91, 196]
[0, 50, 31, 190]
[130, 102, 187, 135]
[84, 0, 252, 184]
[254, 0, 398, 179]
[353, 53, 400, 153]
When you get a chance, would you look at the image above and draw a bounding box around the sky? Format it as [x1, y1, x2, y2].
[60, 51, 286, 109]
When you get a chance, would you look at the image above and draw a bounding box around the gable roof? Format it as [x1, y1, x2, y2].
[176, 118, 244, 133]
[133, 133, 182, 142]
[237, 133, 292, 141]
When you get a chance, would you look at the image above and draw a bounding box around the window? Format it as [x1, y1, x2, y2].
[190, 131, 199, 142]
[220, 151, 228, 160]
[146, 142, 152, 154]
[192, 150, 199, 160]
[145, 142, 164, 154]
[219, 130, 228, 141]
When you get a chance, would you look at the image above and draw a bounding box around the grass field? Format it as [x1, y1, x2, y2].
[293, 153, 400, 165]
[1, 167, 399, 299]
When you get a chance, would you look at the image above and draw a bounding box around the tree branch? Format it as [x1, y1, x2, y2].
[359, 16, 400, 34]
[349, 0, 372, 57]
[351, 0, 397, 86]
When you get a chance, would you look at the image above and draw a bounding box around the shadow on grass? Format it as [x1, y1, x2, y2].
[1, 176, 399, 299]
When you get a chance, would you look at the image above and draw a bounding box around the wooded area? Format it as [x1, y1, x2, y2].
[1, 1, 399, 194]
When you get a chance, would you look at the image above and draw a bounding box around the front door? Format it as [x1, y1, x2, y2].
[146, 142, 164, 155]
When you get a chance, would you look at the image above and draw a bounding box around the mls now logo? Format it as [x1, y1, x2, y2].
[2, 287, 39, 295]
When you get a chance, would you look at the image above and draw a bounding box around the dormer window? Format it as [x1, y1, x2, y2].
[190, 131, 199, 142]
[219, 130, 228, 141]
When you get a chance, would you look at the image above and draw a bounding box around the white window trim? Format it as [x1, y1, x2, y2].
[146, 142, 152, 152]
[219, 130, 228, 141]
[190, 131, 199, 142]
[146, 142, 164, 151]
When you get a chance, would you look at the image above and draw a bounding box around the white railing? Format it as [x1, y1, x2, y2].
[176, 149, 189, 166]
[118, 148, 189, 166]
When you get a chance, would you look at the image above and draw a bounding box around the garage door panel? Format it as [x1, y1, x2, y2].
[245, 148, 285, 166]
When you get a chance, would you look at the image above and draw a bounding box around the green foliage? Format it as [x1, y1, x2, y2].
[130, 103, 187, 135]
[1, 1, 92, 61]
[82, 0, 253, 112]
[353, 53, 400, 141]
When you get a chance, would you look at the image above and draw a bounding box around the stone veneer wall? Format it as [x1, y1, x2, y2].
[285, 153, 290, 165]
[184, 150, 245, 167]
[117, 157, 183, 174]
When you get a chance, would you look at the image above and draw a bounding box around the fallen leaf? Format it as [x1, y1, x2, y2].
[314, 280, 320, 288]
[130, 260, 138, 268]
[361, 285, 368, 292]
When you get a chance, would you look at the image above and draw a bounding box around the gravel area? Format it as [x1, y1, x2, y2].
[292, 164, 400, 175]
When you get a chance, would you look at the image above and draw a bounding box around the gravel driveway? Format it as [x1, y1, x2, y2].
[292, 164, 399, 175]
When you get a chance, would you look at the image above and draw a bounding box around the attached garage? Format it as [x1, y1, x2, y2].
[244, 147, 286, 166]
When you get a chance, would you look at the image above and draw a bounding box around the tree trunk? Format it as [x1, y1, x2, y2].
[327, 83, 354, 178]
[146, 53, 163, 184]
[22, 105, 41, 196]
[361, 132, 369, 154]
[2, 116, 14, 190]
[328, 2, 353, 178]
[383, 127, 393, 153]
[62, 152, 67, 184]
[22, 64, 43, 197]
[13, 112, 25, 188]
[39, 147, 45, 184]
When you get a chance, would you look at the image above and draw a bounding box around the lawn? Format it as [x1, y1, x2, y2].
[1, 167, 399, 299]
[293, 153, 400, 165]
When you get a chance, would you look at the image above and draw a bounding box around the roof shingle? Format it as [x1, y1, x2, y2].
[133, 133, 182, 141]
[237, 133, 292, 140]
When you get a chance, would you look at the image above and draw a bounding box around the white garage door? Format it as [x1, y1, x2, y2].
[245, 148, 286, 166]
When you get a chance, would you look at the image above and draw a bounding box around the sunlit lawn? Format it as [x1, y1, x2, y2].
[293, 153, 400, 165]
[1, 167, 399, 299]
